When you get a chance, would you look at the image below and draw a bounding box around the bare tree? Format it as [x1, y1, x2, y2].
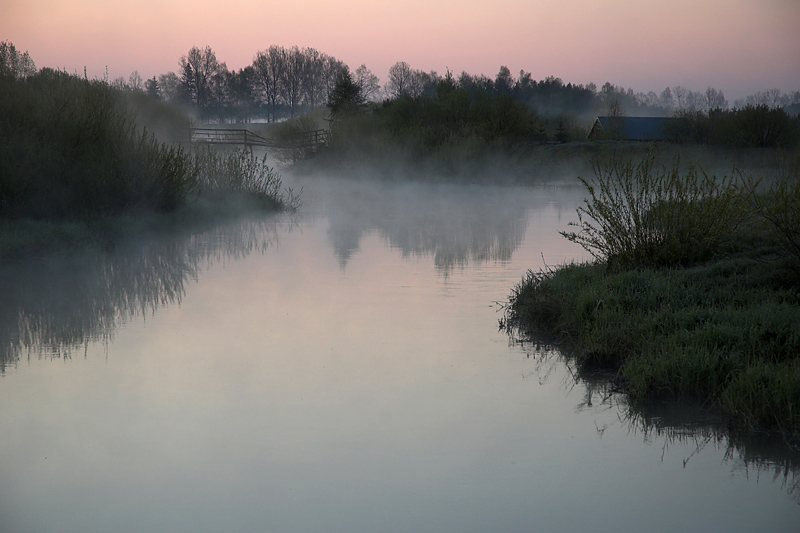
[209, 62, 230, 121]
[386, 61, 435, 98]
[111, 77, 128, 90]
[659, 87, 674, 109]
[128, 70, 144, 92]
[322, 56, 347, 102]
[253, 46, 285, 122]
[354, 64, 381, 102]
[0, 41, 36, 79]
[282, 46, 306, 117]
[386, 61, 413, 98]
[704, 87, 728, 111]
[672, 86, 688, 110]
[301, 47, 326, 109]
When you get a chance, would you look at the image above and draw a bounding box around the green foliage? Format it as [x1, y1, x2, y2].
[561, 150, 754, 269]
[315, 85, 549, 177]
[0, 69, 292, 221]
[665, 106, 800, 148]
[749, 156, 800, 267]
[327, 68, 365, 118]
[0, 69, 199, 218]
[505, 153, 800, 438]
[503, 253, 800, 438]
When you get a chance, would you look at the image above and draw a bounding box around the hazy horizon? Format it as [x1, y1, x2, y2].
[3, 0, 799, 102]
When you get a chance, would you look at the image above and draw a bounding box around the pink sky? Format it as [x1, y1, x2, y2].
[3, 0, 799, 101]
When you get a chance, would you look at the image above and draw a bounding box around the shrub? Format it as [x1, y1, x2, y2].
[0, 70, 199, 218]
[749, 156, 800, 267]
[561, 150, 754, 270]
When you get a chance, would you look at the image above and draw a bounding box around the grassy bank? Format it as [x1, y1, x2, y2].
[502, 151, 800, 439]
[0, 69, 297, 259]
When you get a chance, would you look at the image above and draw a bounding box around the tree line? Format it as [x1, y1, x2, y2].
[3, 39, 799, 127]
[109, 45, 800, 125]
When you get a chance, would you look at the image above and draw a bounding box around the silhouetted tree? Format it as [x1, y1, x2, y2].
[0, 41, 36, 79]
[282, 46, 305, 117]
[179, 46, 222, 116]
[145, 76, 159, 99]
[327, 67, 365, 117]
[301, 47, 325, 109]
[386, 61, 413, 98]
[495, 66, 513, 95]
[354, 64, 381, 101]
[228, 66, 256, 123]
[157, 72, 181, 103]
[128, 70, 143, 92]
[253, 46, 285, 122]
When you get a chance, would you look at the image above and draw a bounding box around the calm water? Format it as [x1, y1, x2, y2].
[1, 176, 798, 532]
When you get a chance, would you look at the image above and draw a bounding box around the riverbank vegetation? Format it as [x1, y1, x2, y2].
[502, 151, 800, 441]
[291, 67, 799, 181]
[0, 55, 296, 260]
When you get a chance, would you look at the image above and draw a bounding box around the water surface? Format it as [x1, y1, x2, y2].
[1, 176, 798, 532]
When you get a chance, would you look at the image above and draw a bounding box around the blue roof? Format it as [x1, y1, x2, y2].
[592, 116, 678, 141]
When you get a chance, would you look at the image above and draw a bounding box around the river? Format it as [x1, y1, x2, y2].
[0, 174, 798, 532]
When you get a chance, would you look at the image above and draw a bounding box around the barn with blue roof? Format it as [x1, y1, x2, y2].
[588, 116, 680, 141]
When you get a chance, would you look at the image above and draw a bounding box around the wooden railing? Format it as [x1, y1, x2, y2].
[190, 128, 328, 150]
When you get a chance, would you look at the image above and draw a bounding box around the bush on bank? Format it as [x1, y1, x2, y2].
[0, 69, 292, 221]
[504, 152, 800, 439]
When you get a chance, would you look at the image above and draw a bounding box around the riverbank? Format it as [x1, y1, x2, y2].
[502, 152, 800, 441]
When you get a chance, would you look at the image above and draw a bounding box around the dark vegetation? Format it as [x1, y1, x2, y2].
[502, 151, 800, 441]
[0, 42, 296, 259]
[22, 38, 794, 181]
[300, 71, 800, 180]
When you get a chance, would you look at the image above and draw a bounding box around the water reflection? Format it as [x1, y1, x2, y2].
[514, 339, 800, 505]
[319, 180, 545, 274]
[0, 216, 285, 372]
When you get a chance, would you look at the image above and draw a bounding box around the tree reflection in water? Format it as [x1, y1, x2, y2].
[0, 216, 287, 371]
[323, 181, 533, 274]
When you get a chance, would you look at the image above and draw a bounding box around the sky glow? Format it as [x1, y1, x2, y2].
[2, 0, 799, 100]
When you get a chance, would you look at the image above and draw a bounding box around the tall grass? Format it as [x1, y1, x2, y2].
[749, 154, 800, 268]
[191, 147, 300, 210]
[0, 69, 198, 218]
[561, 149, 755, 269]
[0, 69, 295, 222]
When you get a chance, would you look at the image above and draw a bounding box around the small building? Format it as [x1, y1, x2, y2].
[588, 116, 679, 141]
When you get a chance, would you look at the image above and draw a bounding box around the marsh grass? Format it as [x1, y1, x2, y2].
[191, 147, 299, 210]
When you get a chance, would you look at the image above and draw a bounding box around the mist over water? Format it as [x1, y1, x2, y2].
[1, 173, 798, 532]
